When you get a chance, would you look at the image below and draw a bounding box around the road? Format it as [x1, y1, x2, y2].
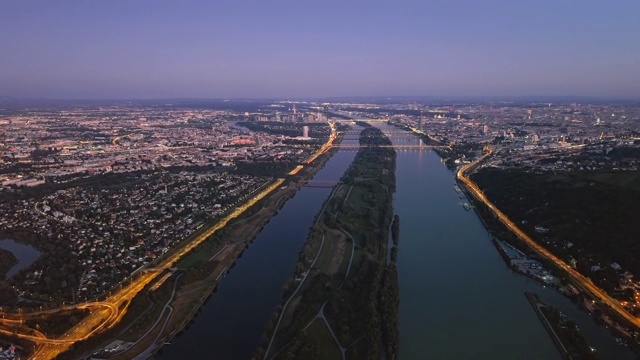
[27, 178, 286, 359]
[304, 121, 336, 164]
[457, 149, 640, 333]
[262, 226, 327, 359]
[4, 119, 340, 359]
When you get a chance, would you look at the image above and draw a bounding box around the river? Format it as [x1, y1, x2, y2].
[0, 238, 41, 279]
[159, 132, 361, 359]
[160, 123, 635, 359]
[376, 122, 636, 360]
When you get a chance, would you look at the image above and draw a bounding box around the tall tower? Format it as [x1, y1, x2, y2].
[293, 104, 297, 116]
[419, 110, 423, 132]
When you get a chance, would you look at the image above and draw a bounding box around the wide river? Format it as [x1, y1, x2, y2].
[161, 123, 635, 359]
[159, 132, 361, 359]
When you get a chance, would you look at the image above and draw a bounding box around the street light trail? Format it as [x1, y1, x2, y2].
[457, 149, 640, 332]
[17, 120, 340, 359]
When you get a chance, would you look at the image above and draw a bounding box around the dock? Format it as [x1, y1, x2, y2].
[492, 238, 557, 286]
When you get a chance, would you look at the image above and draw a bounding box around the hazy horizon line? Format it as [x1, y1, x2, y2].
[2, 94, 640, 102]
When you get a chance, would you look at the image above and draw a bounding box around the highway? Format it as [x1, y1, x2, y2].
[28, 178, 286, 359]
[304, 121, 336, 164]
[457, 149, 640, 333]
[6, 120, 339, 359]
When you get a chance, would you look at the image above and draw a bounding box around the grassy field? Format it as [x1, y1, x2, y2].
[583, 171, 640, 189]
[259, 126, 398, 360]
[176, 236, 222, 269]
[305, 319, 342, 360]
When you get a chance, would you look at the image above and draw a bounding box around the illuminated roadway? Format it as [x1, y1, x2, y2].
[457, 148, 640, 332]
[303, 121, 337, 165]
[29, 179, 286, 359]
[4, 120, 339, 359]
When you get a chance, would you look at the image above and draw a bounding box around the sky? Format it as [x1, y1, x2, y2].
[1, 0, 639, 99]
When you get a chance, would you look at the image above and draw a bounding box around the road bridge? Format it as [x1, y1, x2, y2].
[334, 118, 389, 123]
[340, 130, 414, 136]
[332, 144, 445, 150]
[302, 179, 341, 188]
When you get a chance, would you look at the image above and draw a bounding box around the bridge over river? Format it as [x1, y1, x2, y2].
[331, 142, 447, 150]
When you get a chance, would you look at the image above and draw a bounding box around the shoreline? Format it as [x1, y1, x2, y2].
[0, 247, 18, 281]
[75, 130, 345, 359]
[525, 292, 571, 359]
[455, 155, 640, 354]
[256, 125, 399, 360]
[0, 125, 342, 359]
[525, 291, 601, 360]
[525, 292, 572, 359]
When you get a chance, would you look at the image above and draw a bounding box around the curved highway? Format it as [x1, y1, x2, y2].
[5, 120, 339, 360]
[457, 149, 640, 332]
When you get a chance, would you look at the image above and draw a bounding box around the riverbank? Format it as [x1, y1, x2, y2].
[0, 248, 17, 281]
[491, 237, 558, 287]
[51, 128, 344, 360]
[525, 292, 599, 360]
[457, 155, 640, 354]
[257, 126, 398, 360]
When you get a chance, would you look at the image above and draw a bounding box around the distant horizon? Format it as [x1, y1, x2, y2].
[2, 94, 640, 103]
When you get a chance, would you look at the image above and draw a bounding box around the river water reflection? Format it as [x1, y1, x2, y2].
[0, 238, 41, 279]
[160, 123, 635, 359]
[376, 123, 636, 360]
[160, 135, 361, 359]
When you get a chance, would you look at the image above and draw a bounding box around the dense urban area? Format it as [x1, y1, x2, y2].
[0, 97, 639, 358]
[0, 103, 332, 305]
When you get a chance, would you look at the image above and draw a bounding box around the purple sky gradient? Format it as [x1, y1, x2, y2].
[1, 0, 639, 99]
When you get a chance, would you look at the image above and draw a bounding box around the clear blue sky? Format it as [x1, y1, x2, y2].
[1, 0, 639, 99]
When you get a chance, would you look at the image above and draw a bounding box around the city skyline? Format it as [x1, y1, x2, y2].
[1, 0, 640, 99]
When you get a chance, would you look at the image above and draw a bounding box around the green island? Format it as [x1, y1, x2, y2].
[256, 125, 399, 360]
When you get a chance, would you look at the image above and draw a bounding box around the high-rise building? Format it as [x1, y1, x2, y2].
[303, 126, 309, 138]
[307, 113, 316, 122]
